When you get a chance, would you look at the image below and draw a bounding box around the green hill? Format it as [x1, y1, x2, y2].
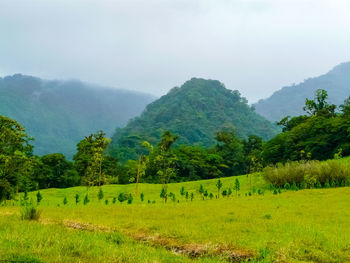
[0, 74, 155, 158]
[109, 78, 279, 161]
[254, 62, 350, 122]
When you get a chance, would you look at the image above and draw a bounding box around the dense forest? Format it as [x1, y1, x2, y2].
[0, 74, 154, 158]
[108, 78, 280, 162]
[1, 86, 349, 202]
[254, 62, 350, 122]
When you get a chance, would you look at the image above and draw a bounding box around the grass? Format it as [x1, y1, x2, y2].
[1, 172, 350, 262]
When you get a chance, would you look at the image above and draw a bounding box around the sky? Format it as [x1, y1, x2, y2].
[1, 0, 350, 103]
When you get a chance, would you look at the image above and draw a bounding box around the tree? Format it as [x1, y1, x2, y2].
[83, 194, 89, 205]
[303, 89, 336, 116]
[63, 196, 68, 205]
[216, 179, 223, 198]
[98, 188, 104, 201]
[234, 178, 240, 196]
[0, 115, 34, 202]
[140, 192, 144, 202]
[180, 186, 185, 196]
[73, 131, 111, 188]
[127, 194, 133, 204]
[36, 191, 42, 204]
[75, 193, 80, 204]
[135, 141, 152, 196]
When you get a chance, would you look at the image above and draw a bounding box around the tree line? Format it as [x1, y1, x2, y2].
[1, 89, 350, 202]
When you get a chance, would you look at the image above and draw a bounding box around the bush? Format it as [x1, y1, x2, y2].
[21, 205, 41, 221]
[98, 188, 104, 201]
[263, 159, 350, 188]
[75, 193, 80, 204]
[63, 197, 68, 205]
[105, 199, 109, 205]
[127, 194, 133, 204]
[36, 191, 42, 204]
[140, 192, 144, 202]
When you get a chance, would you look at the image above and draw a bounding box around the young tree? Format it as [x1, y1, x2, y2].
[127, 194, 133, 204]
[180, 186, 185, 196]
[75, 193, 80, 204]
[216, 179, 223, 198]
[63, 196, 68, 205]
[36, 191, 42, 204]
[135, 141, 153, 196]
[234, 178, 240, 196]
[83, 194, 89, 205]
[98, 188, 104, 201]
[140, 192, 144, 202]
[190, 192, 194, 202]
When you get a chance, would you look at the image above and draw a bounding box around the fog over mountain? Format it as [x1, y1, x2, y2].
[1, 0, 350, 103]
[0, 74, 155, 158]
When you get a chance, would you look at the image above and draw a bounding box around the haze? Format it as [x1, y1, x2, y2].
[1, 0, 350, 103]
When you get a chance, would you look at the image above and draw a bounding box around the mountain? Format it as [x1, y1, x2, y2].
[0, 74, 155, 158]
[254, 62, 350, 122]
[108, 78, 279, 161]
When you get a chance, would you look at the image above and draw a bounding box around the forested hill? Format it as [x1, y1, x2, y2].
[108, 78, 279, 161]
[254, 62, 350, 122]
[0, 74, 155, 158]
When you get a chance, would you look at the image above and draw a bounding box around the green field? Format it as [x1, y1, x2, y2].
[1, 174, 350, 262]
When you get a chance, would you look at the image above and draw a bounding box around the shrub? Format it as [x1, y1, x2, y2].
[140, 192, 144, 202]
[263, 159, 350, 188]
[21, 205, 41, 221]
[127, 194, 133, 204]
[180, 186, 185, 196]
[105, 199, 109, 205]
[209, 193, 214, 199]
[63, 197, 68, 205]
[118, 193, 128, 203]
[98, 188, 104, 201]
[83, 194, 89, 205]
[36, 191, 42, 204]
[284, 183, 290, 190]
[112, 197, 117, 204]
[75, 193, 80, 204]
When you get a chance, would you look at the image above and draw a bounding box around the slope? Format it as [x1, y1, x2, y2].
[0, 74, 155, 158]
[254, 62, 350, 122]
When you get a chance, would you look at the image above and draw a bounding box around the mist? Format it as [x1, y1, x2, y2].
[1, 0, 350, 103]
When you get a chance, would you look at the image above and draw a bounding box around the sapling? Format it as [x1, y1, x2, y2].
[185, 191, 189, 201]
[127, 194, 133, 204]
[36, 191, 42, 204]
[180, 186, 185, 196]
[105, 199, 109, 205]
[75, 193, 80, 204]
[325, 181, 330, 188]
[112, 197, 117, 204]
[83, 194, 89, 205]
[199, 185, 204, 196]
[63, 197, 68, 205]
[284, 183, 290, 190]
[222, 190, 227, 197]
[204, 190, 208, 198]
[228, 188, 232, 197]
[209, 193, 214, 199]
[216, 179, 223, 198]
[234, 178, 240, 196]
[98, 188, 104, 201]
[140, 192, 144, 202]
[316, 182, 322, 189]
[190, 192, 194, 202]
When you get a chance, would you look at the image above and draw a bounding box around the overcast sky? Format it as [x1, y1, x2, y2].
[1, 0, 350, 103]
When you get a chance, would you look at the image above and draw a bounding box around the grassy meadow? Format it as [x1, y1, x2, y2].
[1, 171, 350, 263]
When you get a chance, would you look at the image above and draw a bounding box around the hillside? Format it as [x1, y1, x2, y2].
[0, 74, 155, 158]
[254, 62, 350, 122]
[108, 78, 279, 161]
[1, 171, 350, 262]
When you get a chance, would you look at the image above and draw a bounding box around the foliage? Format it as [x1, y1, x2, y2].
[108, 78, 278, 162]
[263, 90, 350, 163]
[0, 115, 34, 201]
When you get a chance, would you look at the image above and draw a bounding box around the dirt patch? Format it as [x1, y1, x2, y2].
[124, 230, 254, 262]
[63, 220, 254, 262]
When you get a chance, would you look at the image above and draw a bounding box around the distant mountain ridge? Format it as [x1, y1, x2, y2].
[0, 74, 155, 158]
[108, 78, 279, 161]
[254, 62, 350, 122]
